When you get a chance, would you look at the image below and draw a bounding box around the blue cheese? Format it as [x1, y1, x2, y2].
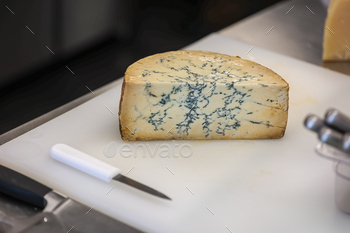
[119, 50, 289, 140]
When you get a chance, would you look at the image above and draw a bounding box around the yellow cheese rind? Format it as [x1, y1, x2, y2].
[323, 0, 350, 61]
[119, 50, 289, 141]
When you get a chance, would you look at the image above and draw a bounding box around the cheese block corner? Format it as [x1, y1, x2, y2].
[119, 50, 289, 141]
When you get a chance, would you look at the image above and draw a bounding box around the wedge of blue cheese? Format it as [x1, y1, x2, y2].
[119, 50, 289, 140]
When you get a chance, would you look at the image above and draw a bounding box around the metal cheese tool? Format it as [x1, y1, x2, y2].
[318, 126, 343, 149]
[50, 144, 171, 200]
[304, 114, 350, 155]
[342, 133, 350, 154]
[0, 165, 143, 233]
[304, 114, 324, 133]
[317, 126, 350, 156]
[325, 108, 350, 133]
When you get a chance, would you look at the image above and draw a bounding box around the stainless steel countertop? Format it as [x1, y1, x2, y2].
[1, 0, 347, 144]
[220, 0, 328, 65]
[220, 0, 350, 76]
[0, 81, 120, 145]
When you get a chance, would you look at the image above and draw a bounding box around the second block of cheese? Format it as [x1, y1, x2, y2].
[323, 0, 350, 61]
[119, 50, 289, 141]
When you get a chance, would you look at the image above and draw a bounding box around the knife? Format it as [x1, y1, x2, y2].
[0, 165, 143, 233]
[50, 144, 171, 200]
[325, 108, 350, 133]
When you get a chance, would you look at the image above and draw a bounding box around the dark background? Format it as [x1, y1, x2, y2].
[0, 0, 281, 135]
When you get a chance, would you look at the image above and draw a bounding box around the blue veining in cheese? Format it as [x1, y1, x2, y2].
[119, 50, 289, 140]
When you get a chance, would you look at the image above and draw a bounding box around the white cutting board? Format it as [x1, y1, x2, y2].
[1, 33, 350, 233]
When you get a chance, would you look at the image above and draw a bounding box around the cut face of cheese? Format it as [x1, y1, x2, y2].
[323, 0, 350, 61]
[119, 51, 289, 141]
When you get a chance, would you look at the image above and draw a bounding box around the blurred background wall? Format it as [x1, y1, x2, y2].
[0, 0, 281, 134]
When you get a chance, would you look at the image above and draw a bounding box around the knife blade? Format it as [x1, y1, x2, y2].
[0, 165, 143, 233]
[50, 144, 171, 200]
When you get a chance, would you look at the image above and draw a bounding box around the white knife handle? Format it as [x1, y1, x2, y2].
[50, 144, 120, 182]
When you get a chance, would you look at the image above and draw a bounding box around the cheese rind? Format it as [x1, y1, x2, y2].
[119, 51, 289, 141]
[323, 0, 350, 61]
